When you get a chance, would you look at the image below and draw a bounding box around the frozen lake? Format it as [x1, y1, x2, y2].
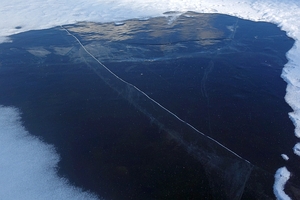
[0, 12, 298, 199]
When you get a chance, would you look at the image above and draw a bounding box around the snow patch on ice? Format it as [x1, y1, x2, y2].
[274, 167, 291, 200]
[293, 143, 300, 156]
[281, 154, 289, 161]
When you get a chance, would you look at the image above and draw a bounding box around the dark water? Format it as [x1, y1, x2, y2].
[0, 12, 297, 199]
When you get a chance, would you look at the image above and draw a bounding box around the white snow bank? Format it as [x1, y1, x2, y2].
[0, 106, 99, 200]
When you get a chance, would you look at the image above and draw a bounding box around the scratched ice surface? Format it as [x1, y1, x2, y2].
[0, 12, 298, 199]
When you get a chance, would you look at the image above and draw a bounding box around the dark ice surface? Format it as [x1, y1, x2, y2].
[0, 12, 298, 199]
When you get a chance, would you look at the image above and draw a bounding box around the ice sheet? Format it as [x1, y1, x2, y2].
[1, 0, 300, 199]
[0, 0, 299, 136]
